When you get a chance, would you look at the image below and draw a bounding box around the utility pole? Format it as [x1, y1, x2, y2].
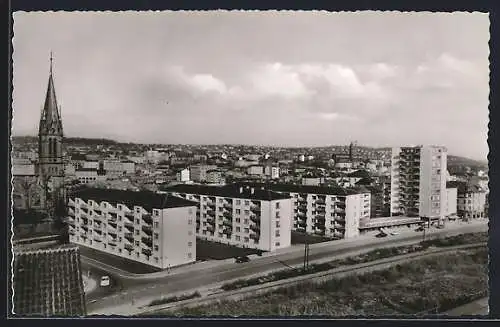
[303, 239, 310, 272]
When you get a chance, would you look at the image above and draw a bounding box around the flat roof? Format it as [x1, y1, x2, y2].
[359, 217, 422, 229]
[234, 182, 368, 196]
[164, 184, 290, 201]
[71, 187, 198, 211]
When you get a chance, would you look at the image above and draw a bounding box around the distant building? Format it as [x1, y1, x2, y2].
[68, 188, 197, 268]
[103, 160, 135, 176]
[165, 184, 292, 251]
[247, 165, 264, 176]
[390, 146, 447, 220]
[82, 161, 99, 170]
[176, 168, 190, 182]
[190, 164, 217, 183]
[302, 177, 325, 186]
[445, 187, 458, 218]
[12, 244, 86, 316]
[264, 165, 280, 179]
[206, 169, 225, 185]
[75, 168, 106, 184]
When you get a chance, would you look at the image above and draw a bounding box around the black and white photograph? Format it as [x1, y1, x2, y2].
[10, 10, 490, 317]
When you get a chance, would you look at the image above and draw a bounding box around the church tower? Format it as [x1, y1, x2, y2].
[38, 53, 65, 215]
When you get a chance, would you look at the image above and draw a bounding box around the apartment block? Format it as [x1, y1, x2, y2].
[164, 184, 292, 251]
[238, 183, 371, 240]
[67, 188, 197, 269]
[206, 169, 225, 185]
[264, 166, 280, 179]
[390, 146, 447, 220]
[176, 168, 190, 182]
[247, 165, 264, 176]
[103, 160, 135, 176]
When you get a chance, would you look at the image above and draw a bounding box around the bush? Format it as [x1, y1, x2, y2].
[148, 291, 201, 307]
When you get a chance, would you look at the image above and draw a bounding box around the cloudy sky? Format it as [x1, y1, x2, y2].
[12, 11, 489, 160]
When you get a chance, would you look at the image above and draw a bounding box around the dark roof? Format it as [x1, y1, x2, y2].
[70, 153, 87, 161]
[75, 168, 98, 172]
[234, 182, 366, 196]
[347, 170, 371, 178]
[70, 187, 198, 211]
[355, 177, 375, 186]
[164, 184, 291, 201]
[12, 244, 86, 316]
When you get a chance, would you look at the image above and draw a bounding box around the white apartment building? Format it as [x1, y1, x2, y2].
[177, 168, 190, 182]
[450, 182, 487, 219]
[390, 146, 447, 220]
[165, 184, 292, 252]
[82, 161, 99, 170]
[445, 187, 458, 218]
[206, 170, 225, 185]
[264, 166, 280, 179]
[67, 188, 197, 269]
[247, 165, 264, 176]
[239, 184, 371, 240]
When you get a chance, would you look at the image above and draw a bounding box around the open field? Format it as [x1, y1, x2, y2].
[196, 238, 264, 260]
[169, 246, 487, 317]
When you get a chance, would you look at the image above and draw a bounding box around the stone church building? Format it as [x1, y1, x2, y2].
[12, 55, 66, 219]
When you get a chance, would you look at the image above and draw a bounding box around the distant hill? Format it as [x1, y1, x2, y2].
[448, 155, 488, 169]
[12, 136, 118, 146]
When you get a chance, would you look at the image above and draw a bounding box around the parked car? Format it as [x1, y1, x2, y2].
[100, 275, 110, 287]
[390, 231, 400, 236]
[375, 232, 387, 238]
[235, 256, 250, 263]
[415, 227, 424, 232]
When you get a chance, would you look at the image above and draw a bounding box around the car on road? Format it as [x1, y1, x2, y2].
[415, 227, 424, 232]
[235, 256, 250, 263]
[100, 276, 110, 287]
[390, 231, 400, 236]
[375, 232, 387, 238]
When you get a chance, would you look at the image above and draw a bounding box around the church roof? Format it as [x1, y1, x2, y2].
[12, 244, 86, 316]
[39, 54, 63, 136]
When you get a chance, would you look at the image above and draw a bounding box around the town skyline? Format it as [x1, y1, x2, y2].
[12, 11, 489, 161]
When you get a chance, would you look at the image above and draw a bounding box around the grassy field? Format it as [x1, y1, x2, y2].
[169, 246, 487, 317]
[196, 238, 264, 260]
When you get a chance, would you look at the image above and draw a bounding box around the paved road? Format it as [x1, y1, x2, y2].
[444, 297, 489, 316]
[86, 220, 487, 314]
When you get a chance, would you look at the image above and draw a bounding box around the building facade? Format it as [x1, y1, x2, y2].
[165, 184, 292, 252]
[445, 187, 458, 218]
[67, 188, 197, 268]
[176, 168, 190, 182]
[103, 160, 135, 176]
[390, 146, 447, 220]
[448, 182, 487, 219]
[237, 184, 371, 240]
[190, 164, 217, 183]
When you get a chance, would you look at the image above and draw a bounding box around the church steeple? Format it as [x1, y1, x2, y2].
[39, 52, 63, 136]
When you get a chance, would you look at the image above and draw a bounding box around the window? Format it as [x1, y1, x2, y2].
[244, 219, 249, 224]
[244, 201, 249, 205]
[276, 202, 280, 209]
[188, 241, 193, 247]
[236, 200, 241, 205]
[236, 218, 241, 223]
[188, 230, 193, 236]
[118, 249, 122, 253]
[244, 237, 249, 243]
[244, 228, 249, 233]
[236, 235, 241, 241]
[236, 209, 241, 214]
[188, 219, 193, 225]
[154, 210, 159, 216]
[275, 230, 280, 237]
[135, 241, 139, 246]
[275, 242, 280, 247]
[188, 253, 192, 259]
[236, 226, 241, 232]
[275, 212, 280, 219]
[219, 199, 223, 203]
[135, 230, 139, 235]
[136, 252, 140, 257]
[154, 245, 159, 251]
[154, 233, 159, 240]
[154, 222, 159, 228]
[136, 219, 140, 224]
[118, 226, 122, 232]
[218, 233, 223, 238]
[276, 221, 280, 228]
[154, 257, 159, 263]
[188, 208, 193, 214]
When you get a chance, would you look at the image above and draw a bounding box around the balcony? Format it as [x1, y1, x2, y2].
[124, 232, 134, 242]
[206, 217, 216, 225]
[334, 223, 345, 229]
[206, 209, 215, 216]
[335, 217, 346, 223]
[223, 220, 233, 227]
[124, 222, 134, 231]
[223, 202, 233, 210]
[93, 235, 102, 242]
[142, 225, 153, 235]
[297, 204, 307, 211]
[250, 224, 260, 233]
[125, 212, 135, 220]
[223, 227, 232, 235]
[67, 218, 75, 226]
[68, 199, 75, 207]
[223, 211, 232, 219]
[142, 248, 152, 257]
[142, 214, 153, 225]
[315, 199, 326, 205]
[81, 224, 89, 231]
[141, 237, 153, 248]
[297, 211, 306, 218]
[316, 206, 326, 213]
[249, 233, 260, 241]
[68, 208, 75, 216]
[250, 214, 260, 223]
[335, 208, 345, 214]
[124, 244, 134, 252]
[296, 226, 306, 233]
[297, 220, 307, 228]
[206, 226, 215, 233]
[336, 202, 346, 209]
